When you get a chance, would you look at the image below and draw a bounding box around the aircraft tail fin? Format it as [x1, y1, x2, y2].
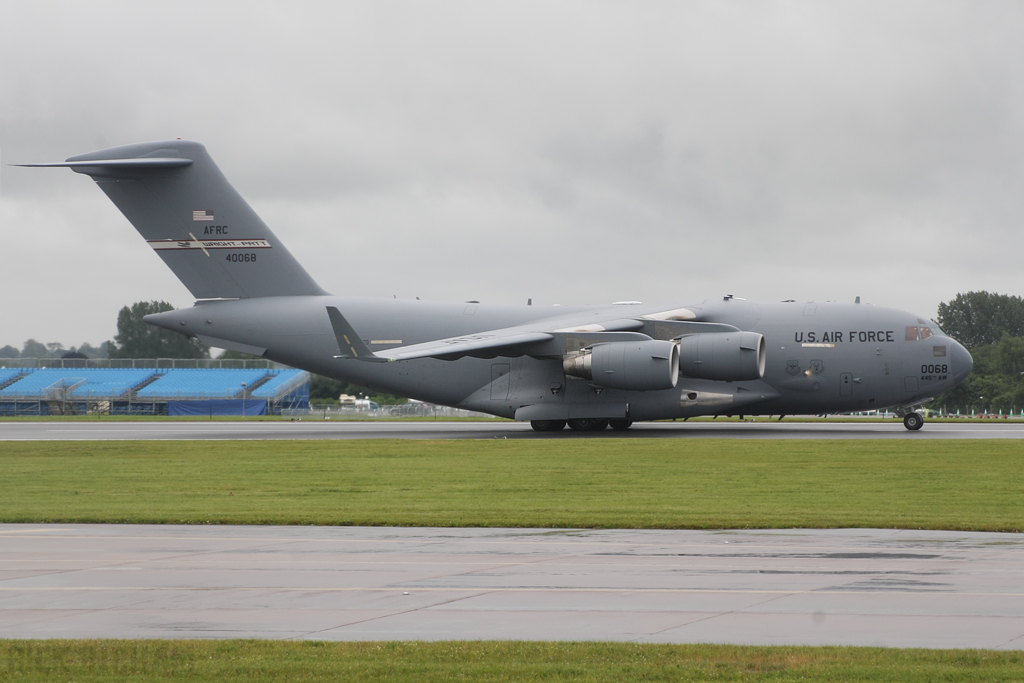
[21, 140, 326, 300]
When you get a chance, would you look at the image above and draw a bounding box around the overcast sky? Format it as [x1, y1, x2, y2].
[2, 1, 1022, 350]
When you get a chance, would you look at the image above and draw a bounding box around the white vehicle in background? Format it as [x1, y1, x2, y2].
[354, 398, 379, 411]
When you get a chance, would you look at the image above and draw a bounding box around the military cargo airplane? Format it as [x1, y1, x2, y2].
[21, 140, 972, 431]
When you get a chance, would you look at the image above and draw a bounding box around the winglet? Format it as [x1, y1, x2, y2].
[327, 306, 391, 362]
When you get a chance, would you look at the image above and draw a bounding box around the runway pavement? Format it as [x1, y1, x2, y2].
[3, 419, 1024, 440]
[1, 524, 1022, 648]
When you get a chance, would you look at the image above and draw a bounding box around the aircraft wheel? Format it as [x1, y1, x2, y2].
[903, 412, 924, 431]
[608, 418, 633, 431]
[531, 420, 566, 432]
[568, 418, 608, 432]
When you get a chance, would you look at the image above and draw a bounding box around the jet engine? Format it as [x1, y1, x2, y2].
[676, 331, 766, 381]
[562, 339, 679, 391]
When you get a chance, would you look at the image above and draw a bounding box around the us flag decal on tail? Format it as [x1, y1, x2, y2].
[192, 210, 214, 222]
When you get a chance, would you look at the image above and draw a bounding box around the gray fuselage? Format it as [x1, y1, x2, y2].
[150, 295, 972, 421]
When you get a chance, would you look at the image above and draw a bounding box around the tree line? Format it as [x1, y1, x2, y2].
[2, 302, 207, 360]
[933, 292, 1024, 413]
[0, 339, 110, 360]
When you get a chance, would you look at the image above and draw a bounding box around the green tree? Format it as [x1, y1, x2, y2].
[933, 336, 1024, 414]
[76, 342, 107, 359]
[936, 291, 1024, 349]
[310, 375, 349, 402]
[309, 374, 406, 405]
[0, 345, 19, 359]
[217, 349, 260, 360]
[998, 334, 1024, 376]
[931, 292, 1024, 414]
[21, 339, 49, 358]
[108, 301, 209, 359]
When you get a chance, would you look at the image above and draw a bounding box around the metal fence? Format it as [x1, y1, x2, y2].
[0, 357, 291, 370]
[285, 404, 496, 420]
[0, 394, 310, 417]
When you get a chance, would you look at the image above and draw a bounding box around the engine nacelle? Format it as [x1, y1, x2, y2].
[563, 339, 679, 391]
[676, 331, 766, 381]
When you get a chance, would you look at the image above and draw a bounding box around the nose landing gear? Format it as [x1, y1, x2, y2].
[902, 412, 924, 431]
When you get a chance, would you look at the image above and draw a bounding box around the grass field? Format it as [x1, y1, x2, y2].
[3, 640, 1023, 682]
[1, 439, 1021, 529]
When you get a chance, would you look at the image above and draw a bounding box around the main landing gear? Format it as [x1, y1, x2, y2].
[568, 418, 609, 432]
[529, 418, 634, 432]
[903, 412, 924, 431]
[530, 420, 566, 432]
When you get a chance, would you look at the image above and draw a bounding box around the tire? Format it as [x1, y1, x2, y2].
[567, 418, 609, 431]
[531, 420, 566, 432]
[903, 412, 924, 431]
[608, 418, 633, 431]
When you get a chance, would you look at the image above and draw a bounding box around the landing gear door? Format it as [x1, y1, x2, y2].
[490, 363, 511, 400]
[506, 358, 565, 406]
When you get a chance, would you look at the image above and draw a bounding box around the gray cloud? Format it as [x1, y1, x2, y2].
[2, 0, 1023, 347]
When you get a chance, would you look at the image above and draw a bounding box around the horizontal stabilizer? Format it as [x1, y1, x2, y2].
[14, 158, 194, 170]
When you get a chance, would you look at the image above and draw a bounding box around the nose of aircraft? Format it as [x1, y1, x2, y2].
[951, 341, 973, 384]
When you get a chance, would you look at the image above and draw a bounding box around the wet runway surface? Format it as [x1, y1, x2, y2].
[1, 525, 1022, 648]
[3, 420, 1024, 440]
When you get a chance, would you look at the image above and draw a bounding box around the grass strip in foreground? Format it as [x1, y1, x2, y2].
[2, 439, 1022, 530]
[3, 640, 1023, 682]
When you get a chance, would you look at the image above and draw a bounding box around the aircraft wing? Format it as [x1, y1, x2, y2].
[374, 330, 557, 361]
[329, 306, 561, 362]
[328, 307, 652, 362]
[327, 306, 738, 363]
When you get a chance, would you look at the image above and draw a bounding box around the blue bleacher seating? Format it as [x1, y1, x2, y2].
[137, 368, 269, 398]
[251, 370, 306, 398]
[0, 368, 26, 386]
[0, 368, 156, 398]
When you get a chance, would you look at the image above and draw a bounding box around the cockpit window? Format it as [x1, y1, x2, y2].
[906, 324, 946, 341]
